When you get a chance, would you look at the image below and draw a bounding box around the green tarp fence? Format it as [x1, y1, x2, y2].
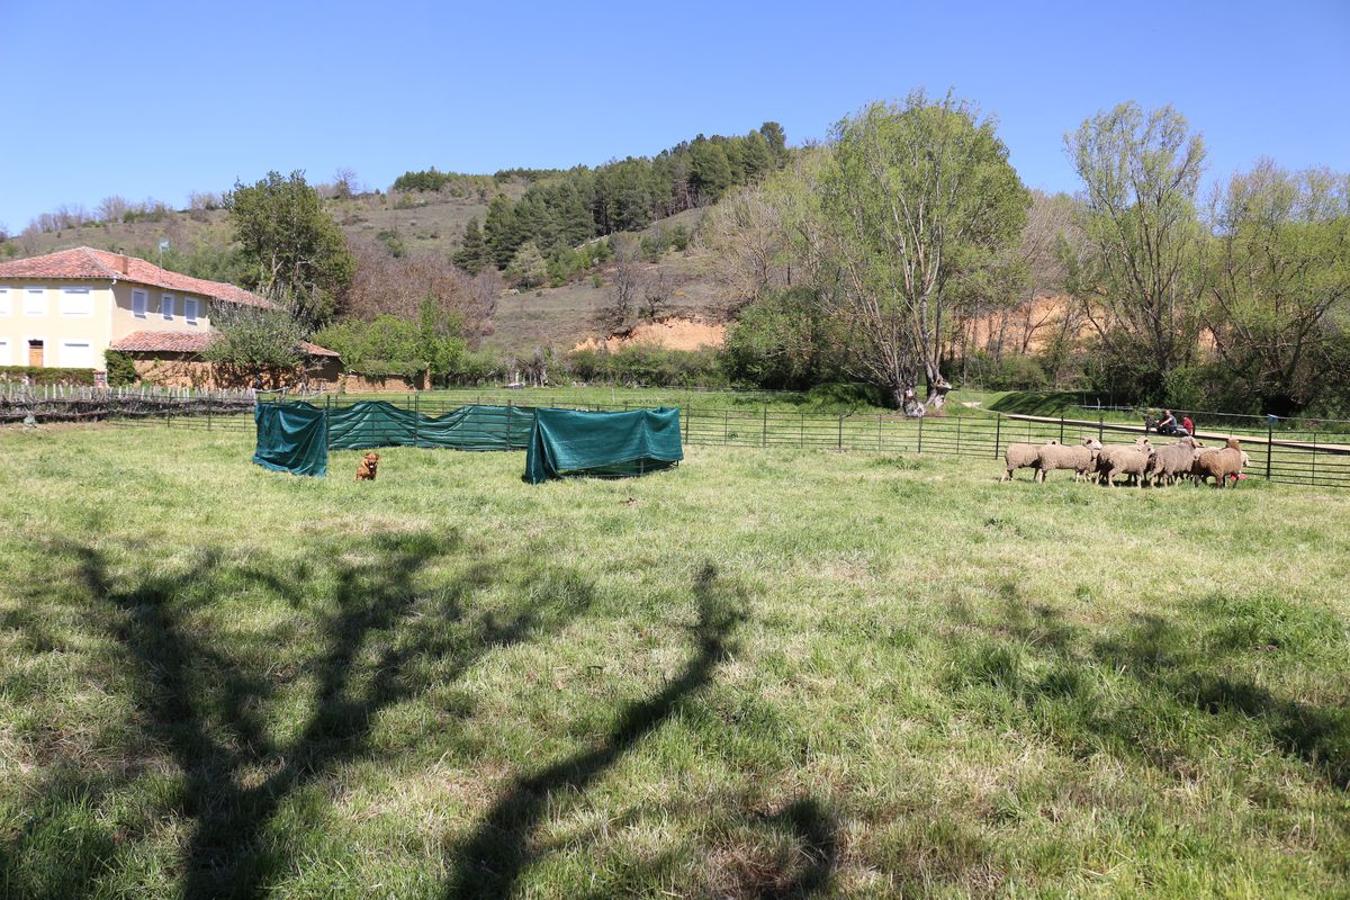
[525, 407, 683, 484]
[253, 401, 682, 481]
[327, 400, 535, 451]
[251, 400, 540, 477]
[253, 402, 328, 477]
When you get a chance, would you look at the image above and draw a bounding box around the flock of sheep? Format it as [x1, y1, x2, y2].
[1002, 434, 1251, 487]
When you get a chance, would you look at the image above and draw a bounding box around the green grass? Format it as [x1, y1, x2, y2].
[1, 422, 1347, 897]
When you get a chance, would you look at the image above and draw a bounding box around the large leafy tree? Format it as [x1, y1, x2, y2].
[813, 92, 1029, 413]
[226, 170, 355, 330]
[1206, 160, 1350, 413]
[1065, 102, 1207, 400]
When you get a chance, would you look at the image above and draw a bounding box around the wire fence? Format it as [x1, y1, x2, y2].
[81, 391, 1350, 490]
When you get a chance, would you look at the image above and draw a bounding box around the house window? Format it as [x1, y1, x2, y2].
[133, 289, 147, 318]
[60, 286, 94, 317]
[161, 294, 175, 320]
[24, 287, 47, 317]
[0, 287, 11, 317]
[184, 298, 198, 324]
[60, 341, 95, 368]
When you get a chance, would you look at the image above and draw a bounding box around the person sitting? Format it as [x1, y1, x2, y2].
[1157, 409, 1180, 435]
[1181, 414, 1195, 436]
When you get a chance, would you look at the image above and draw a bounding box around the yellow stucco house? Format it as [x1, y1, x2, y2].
[0, 247, 338, 385]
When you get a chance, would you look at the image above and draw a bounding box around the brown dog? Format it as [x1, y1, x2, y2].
[355, 451, 380, 481]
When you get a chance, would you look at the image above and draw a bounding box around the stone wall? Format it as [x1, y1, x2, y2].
[338, 371, 431, 393]
[130, 353, 343, 390]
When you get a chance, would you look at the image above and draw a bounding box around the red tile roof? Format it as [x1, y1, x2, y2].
[110, 331, 340, 358]
[0, 247, 272, 308]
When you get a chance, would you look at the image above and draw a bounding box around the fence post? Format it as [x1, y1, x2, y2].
[994, 415, 1001, 459]
[684, 405, 690, 443]
[325, 395, 332, 452]
[413, 391, 421, 446]
[1058, 415, 1064, 444]
[800, 412, 805, 448]
[837, 415, 843, 449]
[877, 414, 882, 451]
[1311, 432, 1317, 484]
[956, 415, 961, 455]
[1266, 419, 1273, 480]
[917, 414, 924, 454]
[762, 407, 768, 448]
[1098, 410, 1104, 444]
[724, 410, 729, 445]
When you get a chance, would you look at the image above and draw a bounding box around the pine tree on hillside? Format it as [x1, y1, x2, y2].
[452, 217, 491, 274]
[484, 195, 524, 269]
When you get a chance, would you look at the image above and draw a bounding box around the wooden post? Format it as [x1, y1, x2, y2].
[917, 414, 924, 454]
[956, 415, 962, 455]
[1058, 415, 1064, 444]
[1098, 410, 1104, 444]
[684, 405, 691, 443]
[837, 415, 843, 449]
[994, 415, 1002, 459]
[762, 407, 768, 448]
[413, 391, 420, 446]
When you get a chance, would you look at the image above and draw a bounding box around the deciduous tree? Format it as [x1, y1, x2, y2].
[1065, 102, 1207, 400]
[814, 92, 1029, 413]
[226, 171, 355, 330]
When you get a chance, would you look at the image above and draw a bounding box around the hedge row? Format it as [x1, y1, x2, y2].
[0, 366, 98, 385]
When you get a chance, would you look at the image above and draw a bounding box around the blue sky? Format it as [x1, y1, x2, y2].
[2, 0, 1347, 232]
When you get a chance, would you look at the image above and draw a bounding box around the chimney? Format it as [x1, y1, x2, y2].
[118, 254, 130, 274]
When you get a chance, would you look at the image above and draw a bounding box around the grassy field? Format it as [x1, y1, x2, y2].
[1, 423, 1347, 898]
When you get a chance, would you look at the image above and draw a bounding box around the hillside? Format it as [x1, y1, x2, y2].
[5, 189, 730, 357]
[9, 186, 524, 264]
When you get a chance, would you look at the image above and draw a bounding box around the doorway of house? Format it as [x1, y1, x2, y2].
[28, 339, 44, 367]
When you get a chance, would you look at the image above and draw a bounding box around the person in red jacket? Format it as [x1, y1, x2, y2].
[1181, 414, 1195, 436]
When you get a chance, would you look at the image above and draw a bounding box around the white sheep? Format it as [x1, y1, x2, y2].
[1094, 437, 1153, 487]
[1144, 436, 1200, 486]
[1001, 439, 1058, 482]
[1035, 436, 1103, 482]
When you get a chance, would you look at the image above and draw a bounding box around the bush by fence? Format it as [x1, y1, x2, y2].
[0, 365, 99, 386]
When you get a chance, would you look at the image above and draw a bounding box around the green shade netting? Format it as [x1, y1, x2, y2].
[253, 402, 328, 477]
[525, 407, 683, 484]
[327, 401, 535, 451]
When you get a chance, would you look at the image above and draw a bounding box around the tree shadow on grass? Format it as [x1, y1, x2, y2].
[745, 797, 839, 899]
[34, 530, 594, 899]
[443, 562, 774, 899]
[1094, 611, 1349, 790]
[951, 598, 1349, 791]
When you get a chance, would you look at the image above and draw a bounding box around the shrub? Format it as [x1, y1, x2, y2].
[960, 352, 1049, 391]
[0, 366, 97, 386]
[562, 345, 726, 388]
[722, 288, 842, 390]
[103, 351, 138, 386]
[671, 224, 691, 252]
